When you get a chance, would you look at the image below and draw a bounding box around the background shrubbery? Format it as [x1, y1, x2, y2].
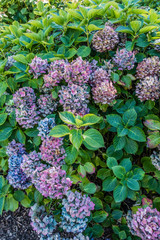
[0, 0, 160, 239]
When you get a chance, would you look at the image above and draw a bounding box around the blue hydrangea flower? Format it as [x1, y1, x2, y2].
[38, 118, 56, 139]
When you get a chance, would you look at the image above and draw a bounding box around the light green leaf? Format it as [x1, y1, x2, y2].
[49, 125, 70, 137]
[106, 114, 122, 127]
[112, 166, 126, 179]
[59, 112, 76, 125]
[103, 177, 118, 192]
[84, 182, 96, 194]
[70, 129, 83, 150]
[81, 114, 101, 126]
[0, 113, 7, 126]
[83, 129, 104, 150]
[127, 179, 140, 191]
[128, 126, 146, 142]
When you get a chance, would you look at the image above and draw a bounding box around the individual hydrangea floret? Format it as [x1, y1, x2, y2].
[5, 56, 16, 70]
[36, 166, 72, 199]
[13, 87, 40, 128]
[112, 48, 136, 70]
[92, 80, 117, 105]
[37, 94, 58, 117]
[135, 76, 160, 102]
[29, 204, 57, 240]
[153, 39, 160, 52]
[7, 154, 31, 189]
[64, 57, 92, 85]
[92, 24, 119, 52]
[61, 191, 95, 233]
[38, 118, 56, 139]
[90, 67, 110, 87]
[29, 56, 48, 79]
[6, 140, 26, 157]
[150, 151, 160, 171]
[41, 60, 66, 92]
[40, 136, 66, 166]
[136, 56, 160, 79]
[59, 84, 90, 116]
[127, 207, 160, 240]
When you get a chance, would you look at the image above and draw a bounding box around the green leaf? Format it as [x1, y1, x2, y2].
[107, 157, 118, 169]
[37, 1, 44, 11]
[83, 129, 104, 150]
[112, 166, 126, 179]
[116, 26, 133, 34]
[113, 184, 128, 203]
[127, 179, 140, 191]
[0, 82, 8, 97]
[111, 72, 120, 82]
[14, 190, 25, 202]
[81, 114, 101, 126]
[103, 177, 118, 192]
[124, 137, 138, 154]
[16, 129, 26, 144]
[106, 114, 122, 127]
[34, 190, 43, 203]
[25, 128, 39, 137]
[0, 127, 13, 141]
[65, 48, 77, 59]
[92, 224, 104, 238]
[139, 26, 158, 34]
[49, 125, 70, 138]
[88, 24, 102, 32]
[128, 126, 146, 142]
[122, 108, 137, 127]
[65, 146, 78, 165]
[113, 136, 126, 151]
[119, 230, 127, 240]
[8, 196, 19, 212]
[117, 125, 128, 137]
[130, 20, 142, 32]
[144, 120, 160, 130]
[112, 210, 123, 220]
[120, 158, 132, 172]
[69, 129, 83, 150]
[147, 132, 160, 148]
[84, 162, 95, 174]
[59, 112, 76, 125]
[77, 46, 91, 57]
[0, 114, 7, 126]
[91, 197, 103, 210]
[13, 54, 28, 64]
[0, 197, 5, 215]
[97, 169, 111, 180]
[84, 182, 96, 194]
[133, 168, 145, 180]
[93, 210, 108, 223]
[0, 176, 5, 189]
[21, 196, 31, 208]
[78, 165, 86, 177]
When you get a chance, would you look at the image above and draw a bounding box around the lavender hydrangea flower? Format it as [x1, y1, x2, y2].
[40, 136, 66, 166]
[136, 56, 160, 79]
[37, 94, 58, 117]
[7, 154, 31, 189]
[29, 204, 57, 240]
[127, 207, 160, 240]
[59, 84, 90, 116]
[135, 76, 160, 102]
[13, 87, 40, 128]
[90, 67, 110, 87]
[92, 24, 119, 52]
[5, 56, 16, 70]
[92, 80, 117, 105]
[38, 118, 56, 139]
[41, 60, 66, 93]
[61, 191, 95, 233]
[64, 57, 92, 85]
[29, 56, 48, 79]
[112, 48, 136, 70]
[6, 140, 26, 157]
[150, 151, 160, 171]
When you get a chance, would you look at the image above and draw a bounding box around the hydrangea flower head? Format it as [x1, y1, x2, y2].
[90, 67, 110, 87]
[38, 118, 56, 139]
[113, 48, 136, 70]
[29, 56, 48, 79]
[6, 140, 26, 157]
[37, 94, 57, 117]
[150, 150, 160, 171]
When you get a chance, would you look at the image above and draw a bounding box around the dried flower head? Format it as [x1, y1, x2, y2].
[90, 67, 110, 87]
[29, 56, 48, 79]
[113, 48, 136, 70]
[150, 150, 160, 171]
[37, 94, 58, 117]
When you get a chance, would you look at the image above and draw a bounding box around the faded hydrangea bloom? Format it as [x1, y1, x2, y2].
[92, 24, 119, 52]
[136, 56, 160, 79]
[61, 191, 95, 233]
[90, 67, 110, 87]
[40, 136, 66, 166]
[38, 118, 56, 139]
[29, 56, 48, 79]
[127, 207, 160, 240]
[59, 84, 90, 116]
[6, 140, 26, 157]
[153, 39, 160, 52]
[5, 56, 16, 70]
[150, 151, 160, 171]
[112, 48, 136, 70]
[29, 204, 57, 240]
[37, 94, 58, 117]
[64, 57, 92, 85]
[135, 76, 160, 102]
[13, 87, 40, 128]
[92, 80, 117, 105]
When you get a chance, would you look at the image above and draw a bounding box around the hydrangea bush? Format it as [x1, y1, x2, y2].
[0, 0, 160, 239]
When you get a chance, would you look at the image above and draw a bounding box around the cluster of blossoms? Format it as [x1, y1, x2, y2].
[41, 60, 66, 92]
[112, 48, 136, 70]
[29, 56, 48, 78]
[38, 118, 55, 139]
[64, 57, 92, 85]
[5, 56, 16, 70]
[6, 140, 31, 189]
[150, 150, 160, 171]
[59, 84, 90, 116]
[13, 87, 40, 128]
[29, 204, 57, 240]
[90, 67, 110, 87]
[40, 136, 66, 165]
[127, 207, 160, 240]
[153, 39, 160, 52]
[54, 233, 89, 240]
[135, 76, 160, 102]
[37, 94, 57, 117]
[136, 56, 160, 79]
[61, 191, 95, 233]
[92, 24, 119, 52]
[92, 80, 117, 105]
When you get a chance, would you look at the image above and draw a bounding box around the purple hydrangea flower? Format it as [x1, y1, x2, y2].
[29, 56, 48, 79]
[6, 140, 26, 157]
[112, 48, 136, 70]
[150, 150, 160, 171]
[90, 67, 110, 87]
[38, 118, 56, 139]
[37, 94, 58, 117]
